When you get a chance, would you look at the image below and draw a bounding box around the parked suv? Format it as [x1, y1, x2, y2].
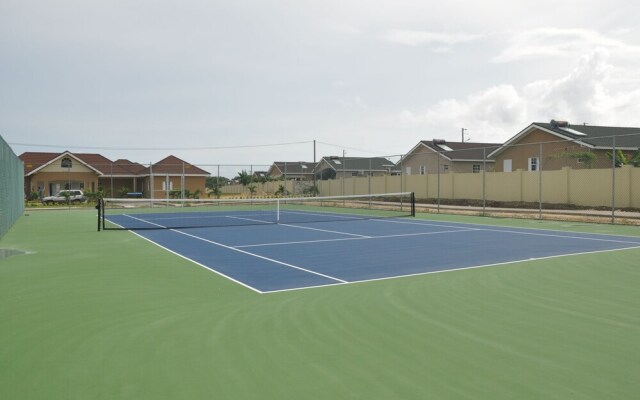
[42, 190, 87, 205]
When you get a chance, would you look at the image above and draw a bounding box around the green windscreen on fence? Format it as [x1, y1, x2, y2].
[0, 135, 24, 239]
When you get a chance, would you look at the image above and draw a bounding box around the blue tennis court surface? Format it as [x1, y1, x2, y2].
[113, 215, 640, 293]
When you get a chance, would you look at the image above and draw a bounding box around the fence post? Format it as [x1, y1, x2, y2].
[368, 158, 371, 195]
[539, 143, 543, 220]
[482, 147, 486, 216]
[110, 162, 114, 198]
[437, 151, 441, 213]
[612, 136, 616, 224]
[400, 154, 404, 194]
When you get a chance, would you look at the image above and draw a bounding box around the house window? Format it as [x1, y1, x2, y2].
[472, 164, 481, 173]
[528, 157, 539, 171]
[351, 172, 359, 177]
[162, 180, 173, 191]
[405, 166, 411, 175]
[419, 165, 426, 175]
[503, 159, 512, 172]
[443, 165, 449, 172]
[61, 157, 72, 168]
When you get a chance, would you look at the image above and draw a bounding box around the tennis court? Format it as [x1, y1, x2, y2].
[4, 205, 640, 400]
[101, 194, 640, 293]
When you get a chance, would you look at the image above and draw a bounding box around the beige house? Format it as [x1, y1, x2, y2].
[267, 161, 315, 180]
[20, 151, 209, 199]
[401, 140, 500, 175]
[314, 157, 397, 180]
[139, 155, 210, 198]
[489, 121, 640, 172]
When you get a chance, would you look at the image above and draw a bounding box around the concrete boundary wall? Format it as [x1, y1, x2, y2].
[222, 166, 639, 208]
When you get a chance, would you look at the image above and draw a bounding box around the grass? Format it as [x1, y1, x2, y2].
[1, 209, 639, 399]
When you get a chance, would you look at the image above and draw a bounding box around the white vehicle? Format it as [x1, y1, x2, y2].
[42, 190, 87, 205]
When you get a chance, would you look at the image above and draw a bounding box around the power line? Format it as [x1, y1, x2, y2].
[315, 140, 391, 155]
[7, 140, 314, 151]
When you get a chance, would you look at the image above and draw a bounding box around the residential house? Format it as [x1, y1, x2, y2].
[267, 161, 316, 180]
[489, 120, 640, 172]
[314, 156, 396, 180]
[401, 140, 501, 175]
[252, 171, 268, 181]
[20, 151, 209, 199]
[22, 151, 117, 198]
[137, 155, 210, 198]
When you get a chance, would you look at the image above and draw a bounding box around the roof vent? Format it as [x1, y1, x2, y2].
[432, 139, 446, 144]
[550, 120, 569, 128]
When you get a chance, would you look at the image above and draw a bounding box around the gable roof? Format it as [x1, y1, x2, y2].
[19, 152, 209, 177]
[20, 151, 107, 176]
[488, 121, 640, 158]
[268, 161, 316, 176]
[112, 159, 147, 175]
[316, 156, 396, 172]
[407, 140, 501, 162]
[140, 155, 210, 175]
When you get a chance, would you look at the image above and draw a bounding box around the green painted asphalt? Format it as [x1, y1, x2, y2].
[1, 210, 638, 399]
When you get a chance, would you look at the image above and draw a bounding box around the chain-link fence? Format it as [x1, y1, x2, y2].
[0, 135, 24, 239]
[305, 134, 639, 225]
[211, 135, 636, 225]
[20, 133, 640, 225]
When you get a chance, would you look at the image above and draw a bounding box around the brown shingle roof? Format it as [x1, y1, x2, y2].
[19, 152, 208, 176]
[19, 152, 59, 174]
[140, 155, 210, 175]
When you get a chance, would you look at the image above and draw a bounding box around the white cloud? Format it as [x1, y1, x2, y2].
[392, 50, 640, 143]
[493, 27, 640, 63]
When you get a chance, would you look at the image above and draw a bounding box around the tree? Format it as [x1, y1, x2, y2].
[206, 176, 229, 199]
[206, 176, 229, 189]
[606, 149, 628, 167]
[629, 148, 640, 167]
[235, 170, 254, 187]
[564, 151, 597, 169]
[118, 186, 131, 198]
[275, 184, 288, 197]
[248, 184, 257, 198]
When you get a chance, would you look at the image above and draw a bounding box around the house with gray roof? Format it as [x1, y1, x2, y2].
[314, 156, 397, 180]
[488, 120, 640, 172]
[267, 161, 315, 180]
[401, 140, 501, 175]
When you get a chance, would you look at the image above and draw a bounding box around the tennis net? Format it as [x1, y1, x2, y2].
[99, 192, 415, 230]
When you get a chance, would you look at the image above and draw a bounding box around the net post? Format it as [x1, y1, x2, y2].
[411, 192, 415, 217]
[277, 198, 280, 223]
[96, 198, 102, 231]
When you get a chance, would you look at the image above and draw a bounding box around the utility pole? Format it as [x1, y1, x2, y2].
[461, 128, 468, 143]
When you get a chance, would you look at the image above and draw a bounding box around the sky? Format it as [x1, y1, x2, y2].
[2, 0, 640, 176]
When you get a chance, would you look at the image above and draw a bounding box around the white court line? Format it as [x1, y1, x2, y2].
[172, 230, 348, 284]
[130, 230, 264, 293]
[474, 228, 640, 245]
[279, 223, 371, 238]
[379, 218, 640, 244]
[111, 216, 264, 293]
[263, 245, 640, 294]
[236, 228, 476, 248]
[124, 214, 167, 228]
[380, 216, 640, 240]
[225, 215, 273, 224]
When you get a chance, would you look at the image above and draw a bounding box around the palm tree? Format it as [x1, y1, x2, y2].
[236, 170, 253, 187]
